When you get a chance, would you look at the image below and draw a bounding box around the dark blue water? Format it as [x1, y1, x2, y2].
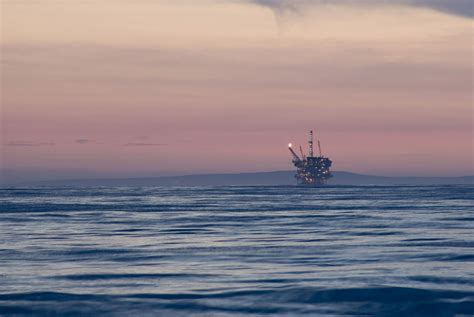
[1, 185, 473, 316]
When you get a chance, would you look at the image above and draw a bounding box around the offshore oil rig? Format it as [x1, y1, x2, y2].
[288, 131, 333, 185]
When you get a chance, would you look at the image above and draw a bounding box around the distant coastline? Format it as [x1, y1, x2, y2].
[4, 171, 473, 187]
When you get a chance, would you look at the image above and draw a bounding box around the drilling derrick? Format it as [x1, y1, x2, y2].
[288, 131, 333, 186]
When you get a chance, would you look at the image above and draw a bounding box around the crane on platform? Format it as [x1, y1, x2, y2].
[299, 145, 306, 161]
[288, 143, 302, 165]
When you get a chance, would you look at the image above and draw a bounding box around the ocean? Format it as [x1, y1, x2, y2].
[0, 185, 473, 316]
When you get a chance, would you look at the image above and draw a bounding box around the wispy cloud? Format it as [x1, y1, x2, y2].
[244, 0, 473, 18]
[75, 139, 94, 144]
[122, 143, 167, 146]
[410, 0, 472, 18]
[7, 141, 55, 147]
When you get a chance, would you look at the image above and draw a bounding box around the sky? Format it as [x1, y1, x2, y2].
[1, 0, 473, 182]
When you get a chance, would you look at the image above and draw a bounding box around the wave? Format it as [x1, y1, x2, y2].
[1, 286, 473, 316]
[50, 273, 214, 280]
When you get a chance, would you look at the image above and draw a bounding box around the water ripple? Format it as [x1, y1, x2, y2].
[0, 185, 473, 316]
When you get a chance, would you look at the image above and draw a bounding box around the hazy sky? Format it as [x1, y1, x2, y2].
[1, 0, 473, 181]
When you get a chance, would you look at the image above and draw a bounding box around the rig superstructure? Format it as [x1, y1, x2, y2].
[288, 131, 333, 185]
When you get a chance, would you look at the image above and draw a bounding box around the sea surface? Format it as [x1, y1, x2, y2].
[0, 185, 473, 316]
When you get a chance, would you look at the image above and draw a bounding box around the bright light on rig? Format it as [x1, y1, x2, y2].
[288, 143, 292, 148]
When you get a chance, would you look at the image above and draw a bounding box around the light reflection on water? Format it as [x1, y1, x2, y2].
[0, 185, 473, 316]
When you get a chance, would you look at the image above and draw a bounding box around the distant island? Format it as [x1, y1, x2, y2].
[10, 171, 473, 186]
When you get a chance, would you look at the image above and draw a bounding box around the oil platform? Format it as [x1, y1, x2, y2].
[288, 131, 333, 185]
